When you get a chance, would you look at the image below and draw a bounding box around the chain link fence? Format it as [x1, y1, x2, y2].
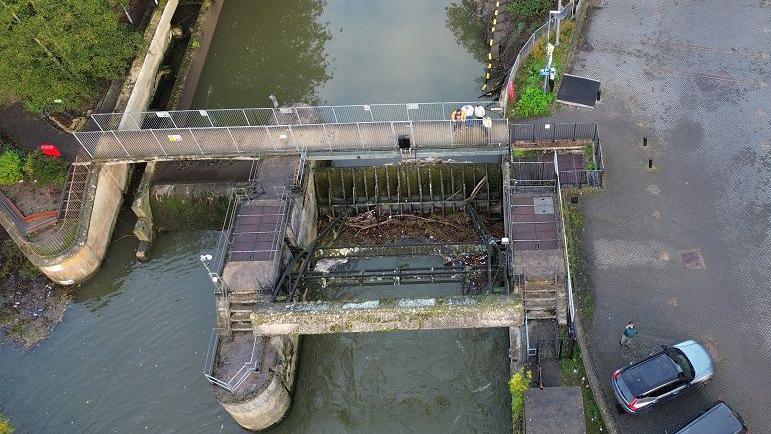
[74, 119, 511, 162]
[0, 163, 97, 260]
[90, 101, 505, 131]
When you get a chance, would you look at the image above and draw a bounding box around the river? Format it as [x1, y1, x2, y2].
[0, 1, 511, 433]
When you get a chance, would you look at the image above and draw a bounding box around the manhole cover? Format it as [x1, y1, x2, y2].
[679, 249, 705, 270]
[533, 196, 554, 214]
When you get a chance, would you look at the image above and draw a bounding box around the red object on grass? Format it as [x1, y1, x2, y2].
[507, 80, 515, 103]
[40, 143, 62, 158]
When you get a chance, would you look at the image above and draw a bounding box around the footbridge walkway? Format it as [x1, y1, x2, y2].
[72, 102, 599, 163]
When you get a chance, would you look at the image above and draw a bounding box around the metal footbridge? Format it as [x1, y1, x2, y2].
[74, 101, 513, 163]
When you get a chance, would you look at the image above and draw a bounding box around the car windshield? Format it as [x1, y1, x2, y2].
[665, 348, 695, 381]
[621, 354, 681, 397]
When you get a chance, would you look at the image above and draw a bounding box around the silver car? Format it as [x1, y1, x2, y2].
[611, 340, 715, 414]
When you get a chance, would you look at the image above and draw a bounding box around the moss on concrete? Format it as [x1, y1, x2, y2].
[251, 295, 524, 335]
[149, 181, 244, 232]
[150, 186, 230, 231]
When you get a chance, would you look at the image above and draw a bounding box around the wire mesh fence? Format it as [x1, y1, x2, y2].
[74, 119, 511, 162]
[0, 163, 97, 260]
[90, 101, 506, 132]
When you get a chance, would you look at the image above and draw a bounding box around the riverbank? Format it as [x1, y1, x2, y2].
[0, 229, 72, 348]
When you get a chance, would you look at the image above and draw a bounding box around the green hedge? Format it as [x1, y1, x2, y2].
[0, 150, 23, 185]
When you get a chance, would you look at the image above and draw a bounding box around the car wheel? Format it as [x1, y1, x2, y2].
[616, 403, 626, 415]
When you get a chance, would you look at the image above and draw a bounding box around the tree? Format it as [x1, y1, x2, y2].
[0, 0, 140, 113]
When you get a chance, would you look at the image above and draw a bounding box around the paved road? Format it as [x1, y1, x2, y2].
[0, 104, 79, 161]
[550, 0, 771, 432]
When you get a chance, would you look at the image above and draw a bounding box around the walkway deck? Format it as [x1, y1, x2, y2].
[75, 119, 510, 163]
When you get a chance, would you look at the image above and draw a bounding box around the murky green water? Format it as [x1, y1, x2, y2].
[192, 0, 487, 107]
[1, 1, 512, 433]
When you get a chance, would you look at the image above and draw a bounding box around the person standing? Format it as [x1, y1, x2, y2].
[474, 105, 486, 121]
[451, 108, 463, 133]
[482, 114, 492, 142]
[462, 104, 474, 129]
[620, 321, 638, 346]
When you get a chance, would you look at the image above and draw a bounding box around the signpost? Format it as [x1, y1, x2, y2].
[541, 43, 556, 93]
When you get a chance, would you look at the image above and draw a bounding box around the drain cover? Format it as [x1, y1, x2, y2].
[533, 197, 554, 214]
[679, 249, 705, 270]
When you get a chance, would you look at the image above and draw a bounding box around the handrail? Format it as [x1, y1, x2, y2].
[90, 101, 506, 131]
[554, 152, 576, 323]
[202, 328, 262, 393]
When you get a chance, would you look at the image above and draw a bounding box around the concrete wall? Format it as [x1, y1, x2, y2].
[286, 167, 318, 250]
[40, 164, 130, 284]
[36, 0, 180, 284]
[118, 0, 180, 117]
[219, 335, 299, 431]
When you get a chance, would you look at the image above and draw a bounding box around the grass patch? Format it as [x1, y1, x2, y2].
[511, 149, 542, 158]
[561, 343, 607, 433]
[560, 197, 596, 321]
[509, 20, 575, 118]
[509, 368, 532, 434]
[585, 143, 597, 171]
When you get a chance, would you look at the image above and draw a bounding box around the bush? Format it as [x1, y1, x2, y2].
[0, 413, 13, 434]
[505, 0, 552, 28]
[514, 87, 554, 118]
[510, 368, 532, 434]
[23, 151, 69, 187]
[0, 150, 23, 185]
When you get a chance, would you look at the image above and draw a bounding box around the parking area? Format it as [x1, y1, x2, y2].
[549, 0, 771, 431]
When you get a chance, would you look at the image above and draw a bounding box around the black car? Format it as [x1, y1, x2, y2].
[611, 340, 714, 414]
[674, 402, 747, 434]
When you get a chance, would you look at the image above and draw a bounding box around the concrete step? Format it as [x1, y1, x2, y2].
[527, 310, 557, 320]
[231, 326, 253, 333]
[525, 298, 557, 310]
[230, 311, 251, 321]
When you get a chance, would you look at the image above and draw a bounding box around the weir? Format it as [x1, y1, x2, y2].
[60, 103, 605, 431]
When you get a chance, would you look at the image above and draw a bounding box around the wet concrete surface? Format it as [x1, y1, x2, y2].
[547, 0, 771, 432]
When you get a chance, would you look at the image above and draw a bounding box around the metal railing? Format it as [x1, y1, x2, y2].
[510, 121, 597, 143]
[74, 118, 511, 162]
[90, 101, 505, 131]
[0, 163, 97, 260]
[554, 153, 576, 323]
[203, 328, 262, 393]
[500, 0, 579, 114]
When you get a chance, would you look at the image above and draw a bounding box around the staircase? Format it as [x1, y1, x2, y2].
[227, 287, 274, 333]
[523, 276, 567, 325]
[57, 164, 90, 221]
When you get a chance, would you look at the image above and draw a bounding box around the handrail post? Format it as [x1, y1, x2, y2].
[74, 133, 94, 159]
[190, 128, 204, 154]
[150, 130, 168, 156]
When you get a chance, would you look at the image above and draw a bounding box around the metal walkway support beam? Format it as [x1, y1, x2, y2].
[250, 294, 523, 335]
